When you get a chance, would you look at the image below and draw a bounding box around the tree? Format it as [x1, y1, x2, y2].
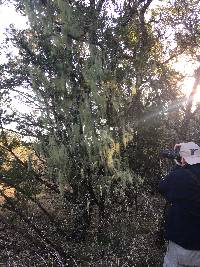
[1, 0, 200, 264]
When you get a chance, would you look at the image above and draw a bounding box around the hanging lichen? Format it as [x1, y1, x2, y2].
[21, 0, 136, 200]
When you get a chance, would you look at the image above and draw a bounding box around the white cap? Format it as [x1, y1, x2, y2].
[179, 142, 200, 165]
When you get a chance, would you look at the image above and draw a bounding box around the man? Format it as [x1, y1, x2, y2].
[159, 142, 200, 267]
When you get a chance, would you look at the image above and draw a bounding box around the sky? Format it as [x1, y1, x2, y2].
[0, 3, 28, 62]
[0, 3, 28, 41]
[0, 3, 31, 120]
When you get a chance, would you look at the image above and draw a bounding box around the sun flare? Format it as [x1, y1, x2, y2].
[181, 77, 200, 104]
[173, 56, 200, 105]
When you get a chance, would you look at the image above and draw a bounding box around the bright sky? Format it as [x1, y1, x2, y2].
[173, 57, 200, 104]
[0, 3, 30, 119]
[0, 3, 28, 61]
[0, 3, 27, 34]
[0, 3, 28, 42]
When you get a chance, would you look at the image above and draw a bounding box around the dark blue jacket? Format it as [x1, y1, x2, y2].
[159, 164, 200, 250]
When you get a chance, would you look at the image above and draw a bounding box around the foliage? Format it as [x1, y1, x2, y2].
[0, 0, 200, 265]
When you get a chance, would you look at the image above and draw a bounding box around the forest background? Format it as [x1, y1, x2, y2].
[0, 0, 200, 266]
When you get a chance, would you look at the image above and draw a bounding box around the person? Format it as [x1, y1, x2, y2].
[159, 142, 200, 267]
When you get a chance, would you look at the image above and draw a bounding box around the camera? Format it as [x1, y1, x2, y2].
[160, 147, 181, 161]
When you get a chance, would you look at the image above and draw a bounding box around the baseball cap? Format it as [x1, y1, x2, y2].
[179, 142, 200, 165]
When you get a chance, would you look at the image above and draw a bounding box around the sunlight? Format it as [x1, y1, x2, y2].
[173, 56, 200, 104]
[181, 77, 200, 104]
[181, 77, 195, 98]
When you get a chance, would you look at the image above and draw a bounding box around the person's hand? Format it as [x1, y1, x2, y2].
[174, 143, 181, 151]
[174, 143, 182, 166]
[174, 159, 181, 166]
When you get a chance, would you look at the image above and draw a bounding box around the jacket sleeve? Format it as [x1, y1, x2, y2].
[159, 167, 189, 202]
[159, 173, 172, 200]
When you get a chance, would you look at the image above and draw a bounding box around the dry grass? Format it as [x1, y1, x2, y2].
[0, 187, 166, 266]
[0, 184, 15, 204]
